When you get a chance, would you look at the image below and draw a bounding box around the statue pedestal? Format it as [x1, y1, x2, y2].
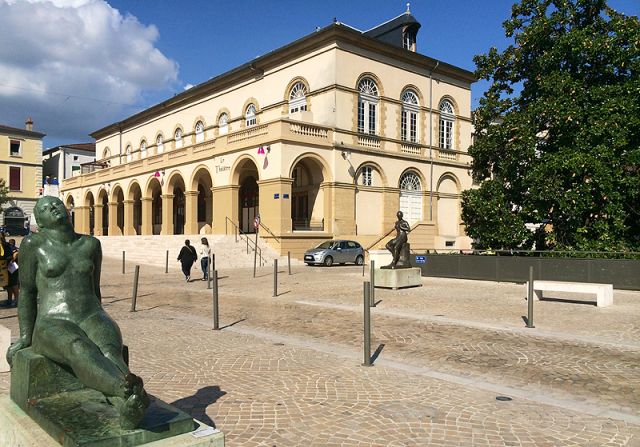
[0, 325, 10, 372]
[374, 267, 422, 290]
[0, 396, 224, 447]
[6, 348, 223, 446]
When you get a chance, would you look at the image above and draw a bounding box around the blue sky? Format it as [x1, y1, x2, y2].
[0, 0, 637, 149]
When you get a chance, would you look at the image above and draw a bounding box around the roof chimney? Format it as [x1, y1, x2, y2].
[25, 117, 33, 131]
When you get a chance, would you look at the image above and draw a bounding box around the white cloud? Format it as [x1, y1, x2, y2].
[0, 0, 179, 145]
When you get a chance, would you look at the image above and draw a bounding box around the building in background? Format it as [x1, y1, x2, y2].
[43, 143, 96, 181]
[62, 9, 475, 254]
[0, 118, 45, 235]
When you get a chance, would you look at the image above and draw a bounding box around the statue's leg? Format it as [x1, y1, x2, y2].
[32, 318, 126, 399]
[80, 311, 129, 374]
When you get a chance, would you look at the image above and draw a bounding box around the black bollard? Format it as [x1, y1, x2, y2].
[122, 251, 125, 274]
[165, 250, 169, 274]
[527, 266, 535, 328]
[370, 260, 376, 307]
[212, 270, 219, 330]
[130, 265, 140, 312]
[273, 259, 278, 297]
[288, 251, 291, 275]
[363, 281, 372, 366]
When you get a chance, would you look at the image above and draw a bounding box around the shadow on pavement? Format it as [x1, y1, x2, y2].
[220, 318, 246, 330]
[371, 343, 385, 364]
[170, 385, 226, 428]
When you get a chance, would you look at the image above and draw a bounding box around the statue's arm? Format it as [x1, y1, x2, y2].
[93, 238, 103, 303]
[7, 236, 38, 365]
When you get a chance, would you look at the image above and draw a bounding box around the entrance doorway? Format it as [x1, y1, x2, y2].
[240, 176, 258, 233]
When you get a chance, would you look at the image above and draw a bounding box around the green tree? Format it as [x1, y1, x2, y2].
[0, 179, 9, 209]
[463, 0, 640, 251]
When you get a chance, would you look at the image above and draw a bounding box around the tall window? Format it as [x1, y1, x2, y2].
[9, 140, 21, 156]
[403, 31, 416, 51]
[218, 113, 229, 135]
[140, 140, 147, 158]
[439, 100, 455, 149]
[156, 135, 164, 154]
[195, 121, 205, 143]
[361, 166, 373, 186]
[9, 166, 20, 191]
[401, 90, 419, 143]
[125, 145, 132, 162]
[245, 104, 257, 127]
[358, 78, 379, 134]
[289, 82, 308, 114]
[174, 128, 183, 149]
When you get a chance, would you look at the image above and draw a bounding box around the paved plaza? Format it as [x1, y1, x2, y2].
[1, 257, 640, 446]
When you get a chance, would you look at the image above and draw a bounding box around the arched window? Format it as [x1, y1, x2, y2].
[156, 135, 164, 154]
[174, 128, 183, 149]
[399, 171, 422, 225]
[218, 113, 229, 135]
[125, 144, 132, 162]
[358, 78, 378, 134]
[245, 104, 257, 127]
[140, 140, 147, 159]
[102, 147, 111, 161]
[195, 121, 205, 143]
[401, 90, 419, 143]
[361, 165, 373, 186]
[289, 82, 308, 114]
[439, 100, 455, 149]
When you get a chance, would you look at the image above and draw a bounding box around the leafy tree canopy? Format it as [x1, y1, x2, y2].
[463, 0, 640, 251]
[0, 179, 9, 209]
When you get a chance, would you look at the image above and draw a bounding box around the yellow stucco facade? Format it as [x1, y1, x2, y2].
[62, 16, 475, 256]
[0, 119, 45, 232]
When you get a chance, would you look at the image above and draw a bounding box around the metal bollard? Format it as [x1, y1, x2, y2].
[370, 260, 376, 307]
[211, 253, 216, 273]
[273, 259, 278, 297]
[527, 266, 535, 328]
[212, 270, 219, 330]
[246, 236, 249, 254]
[235, 227, 238, 243]
[362, 257, 365, 276]
[363, 281, 372, 366]
[288, 251, 291, 275]
[122, 251, 125, 274]
[130, 265, 140, 312]
[165, 250, 169, 274]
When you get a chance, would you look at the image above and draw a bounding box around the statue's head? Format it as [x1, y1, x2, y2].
[397, 211, 404, 219]
[34, 196, 71, 229]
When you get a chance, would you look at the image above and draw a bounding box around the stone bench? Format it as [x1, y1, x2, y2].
[524, 280, 613, 307]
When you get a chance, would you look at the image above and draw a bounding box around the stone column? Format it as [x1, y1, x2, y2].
[184, 190, 199, 235]
[320, 183, 333, 234]
[141, 197, 153, 236]
[123, 200, 136, 235]
[94, 204, 104, 236]
[108, 201, 120, 236]
[211, 185, 239, 235]
[325, 182, 356, 236]
[382, 187, 400, 233]
[161, 194, 174, 235]
[74, 205, 90, 235]
[257, 177, 293, 235]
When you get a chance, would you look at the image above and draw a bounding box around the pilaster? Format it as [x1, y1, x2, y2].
[184, 191, 199, 235]
[161, 194, 174, 235]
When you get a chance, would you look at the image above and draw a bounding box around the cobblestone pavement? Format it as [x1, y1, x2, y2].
[1, 258, 639, 446]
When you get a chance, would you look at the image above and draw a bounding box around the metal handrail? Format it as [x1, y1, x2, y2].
[224, 217, 269, 264]
[258, 221, 280, 243]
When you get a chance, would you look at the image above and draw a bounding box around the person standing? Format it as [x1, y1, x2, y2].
[0, 233, 12, 306]
[6, 238, 19, 307]
[177, 239, 197, 282]
[199, 237, 211, 281]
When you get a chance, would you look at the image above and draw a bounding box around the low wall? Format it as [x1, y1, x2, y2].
[412, 254, 640, 291]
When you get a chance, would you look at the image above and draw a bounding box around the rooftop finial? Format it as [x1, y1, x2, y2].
[406, 2, 410, 13]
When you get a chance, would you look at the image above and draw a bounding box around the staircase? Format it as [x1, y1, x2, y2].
[96, 234, 302, 269]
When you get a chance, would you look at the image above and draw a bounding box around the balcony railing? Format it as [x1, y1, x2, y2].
[357, 135, 381, 149]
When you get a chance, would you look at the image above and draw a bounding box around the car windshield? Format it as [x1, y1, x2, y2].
[316, 241, 334, 249]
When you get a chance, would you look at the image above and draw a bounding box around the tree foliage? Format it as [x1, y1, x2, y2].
[0, 179, 9, 209]
[462, 0, 640, 251]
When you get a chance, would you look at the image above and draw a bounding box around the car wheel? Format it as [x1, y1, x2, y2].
[306, 263, 312, 266]
[355, 255, 364, 265]
[323, 256, 333, 267]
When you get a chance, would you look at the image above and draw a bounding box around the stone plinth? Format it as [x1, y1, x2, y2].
[0, 396, 224, 447]
[374, 267, 422, 290]
[0, 325, 10, 372]
[7, 348, 214, 447]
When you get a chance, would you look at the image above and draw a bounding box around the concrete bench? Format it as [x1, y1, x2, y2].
[524, 280, 613, 307]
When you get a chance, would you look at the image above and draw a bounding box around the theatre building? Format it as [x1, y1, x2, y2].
[62, 10, 475, 255]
